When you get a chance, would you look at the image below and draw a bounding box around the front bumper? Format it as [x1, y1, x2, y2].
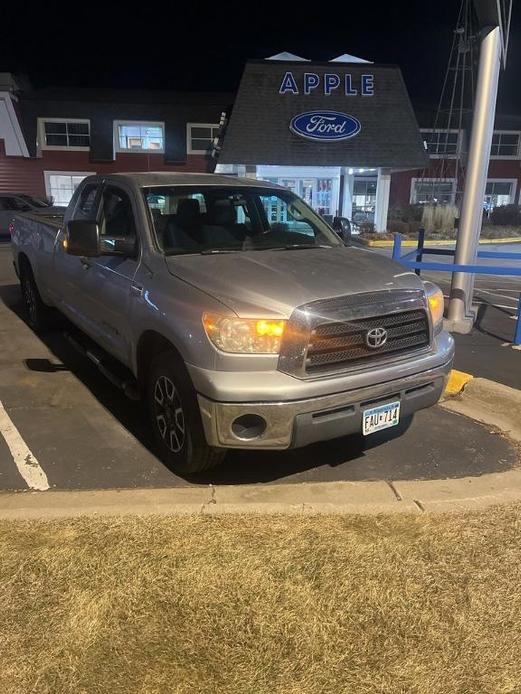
[197, 339, 454, 450]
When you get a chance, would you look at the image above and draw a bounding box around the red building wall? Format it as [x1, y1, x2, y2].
[390, 159, 521, 208]
[0, 141, 213, 197]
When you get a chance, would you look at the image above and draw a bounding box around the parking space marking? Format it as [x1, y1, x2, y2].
[442, 294, 515, 312]
[0, 401, 49, 491]
[475, 288, 518, 304]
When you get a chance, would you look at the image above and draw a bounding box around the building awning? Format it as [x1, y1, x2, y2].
[219, 60, 428, 169]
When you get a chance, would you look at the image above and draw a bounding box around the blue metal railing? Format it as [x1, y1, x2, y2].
[391, 230, 521, 345]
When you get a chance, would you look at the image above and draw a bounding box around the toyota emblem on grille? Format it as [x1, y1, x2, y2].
[365, 327, 388, 349]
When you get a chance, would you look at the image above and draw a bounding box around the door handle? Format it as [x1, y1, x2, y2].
[130, 283, 143, 297]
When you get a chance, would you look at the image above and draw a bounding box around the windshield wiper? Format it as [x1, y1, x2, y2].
[251, 244, 334, 251]
[164, 250, 199, 256]
[199, 248, 239, 255]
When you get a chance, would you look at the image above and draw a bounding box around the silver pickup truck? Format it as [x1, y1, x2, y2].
[11, 173, 454, 473]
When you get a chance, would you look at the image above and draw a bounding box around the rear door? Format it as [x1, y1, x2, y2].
[77, 183, 141, 365]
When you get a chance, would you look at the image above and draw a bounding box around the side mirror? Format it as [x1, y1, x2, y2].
[66, 220, 100, 257]
[332, 216, 352, 242]
[66, 221, 136, 258]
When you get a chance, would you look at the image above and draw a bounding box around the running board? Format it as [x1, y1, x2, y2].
[64, 332, 140, 401]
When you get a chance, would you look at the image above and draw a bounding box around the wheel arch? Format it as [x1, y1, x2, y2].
[17, 251, 32, 276]
[135, 330, 189, 395]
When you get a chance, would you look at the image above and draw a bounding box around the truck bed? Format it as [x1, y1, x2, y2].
[18, 209, 65, 230]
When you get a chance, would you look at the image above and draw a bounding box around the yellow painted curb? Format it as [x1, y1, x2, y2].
[360, 236, 521, 248]
[444, 369, 474, 396]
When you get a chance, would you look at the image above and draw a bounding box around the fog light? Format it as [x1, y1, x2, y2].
[231, 414, 267, 440]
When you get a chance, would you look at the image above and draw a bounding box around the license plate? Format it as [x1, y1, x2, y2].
[362, 401, 400, 436]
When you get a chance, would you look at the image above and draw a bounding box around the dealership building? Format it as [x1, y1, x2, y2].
[1, 54, 520, 228]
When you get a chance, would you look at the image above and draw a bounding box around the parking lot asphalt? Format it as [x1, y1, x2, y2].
[0, 241, 518, 493]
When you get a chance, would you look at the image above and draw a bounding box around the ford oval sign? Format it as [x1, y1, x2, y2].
[289, 111, 361, 142]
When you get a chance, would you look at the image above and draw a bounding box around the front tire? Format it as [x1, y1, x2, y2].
[146, 351, 226, 474]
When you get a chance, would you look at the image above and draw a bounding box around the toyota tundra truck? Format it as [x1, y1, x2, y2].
[10, 173, 454, 473]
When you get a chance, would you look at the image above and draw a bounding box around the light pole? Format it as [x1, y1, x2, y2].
[446, 25, 502, 332]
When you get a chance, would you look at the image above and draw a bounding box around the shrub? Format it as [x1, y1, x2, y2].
[387, 220, 410, 235]
[358, 222, 375, 234]
[388, 204, 424, 222]
[490, 204, 521, 226]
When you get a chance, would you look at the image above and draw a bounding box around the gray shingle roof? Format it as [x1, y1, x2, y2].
[219, 61, 428, 169]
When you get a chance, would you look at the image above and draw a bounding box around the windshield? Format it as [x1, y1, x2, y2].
[142, 185, 342, 255]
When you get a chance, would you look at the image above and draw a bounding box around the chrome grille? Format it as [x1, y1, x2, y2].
[306, 309, 430, 374]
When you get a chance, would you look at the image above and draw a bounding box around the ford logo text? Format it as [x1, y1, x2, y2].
[289, 111, 361, 142]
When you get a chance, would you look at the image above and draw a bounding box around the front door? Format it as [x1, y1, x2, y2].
[50, 182, 103, 332]
[78, 184, 140, 366]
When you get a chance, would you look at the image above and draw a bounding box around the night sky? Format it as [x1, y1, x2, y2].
[2, 1, 519, 112]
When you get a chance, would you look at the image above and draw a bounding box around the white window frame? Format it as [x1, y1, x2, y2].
[43, 171, 93, 204]
[187, 122, 220, 154]
[38, 118, 91, 151]
[490, 130, 521, 159]
[114, 120, 165, 154]
[420, 129, 461, 159]
[410, 177, 457, 205]
[485, 178, 518, 204]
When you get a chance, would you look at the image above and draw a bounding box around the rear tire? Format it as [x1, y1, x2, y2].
[146, 351, 226, 474]
[19, 263, 53, 332]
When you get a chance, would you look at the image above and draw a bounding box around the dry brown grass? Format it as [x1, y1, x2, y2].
[1, 508, 521, 694]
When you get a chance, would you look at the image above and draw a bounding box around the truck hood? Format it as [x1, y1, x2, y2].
[165, 246, 424, 318]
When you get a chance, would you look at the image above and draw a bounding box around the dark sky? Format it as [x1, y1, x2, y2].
[2, 1, 519, 112]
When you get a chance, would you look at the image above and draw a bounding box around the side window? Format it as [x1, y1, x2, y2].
[74, 184, 100, 220]
[100, 186, 136, 239]
[260, 194, 316, 237]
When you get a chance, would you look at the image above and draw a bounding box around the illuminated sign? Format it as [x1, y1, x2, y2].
[279, 72, 374, 96]
[289, 111, 361, 142]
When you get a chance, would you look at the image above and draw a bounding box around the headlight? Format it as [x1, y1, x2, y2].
[423, 281, 444, 330]
[203, 313, 286, 354]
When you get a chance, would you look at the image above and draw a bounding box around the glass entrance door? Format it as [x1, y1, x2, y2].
[316, 178, 333, 215]
[260, 175, 336, 217]
[352, 178, 377, 223]
[300, 179, 315, 208]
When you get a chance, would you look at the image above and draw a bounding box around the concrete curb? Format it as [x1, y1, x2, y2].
[1, 465, 521, 518]
[0, 376, 519, 519]
[440, 377, 521, 443]
[358, 236, 521, 248]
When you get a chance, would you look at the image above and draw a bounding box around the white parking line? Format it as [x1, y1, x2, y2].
[442, 294, 515, 312]
[488, 288, 521, 294]
[0, 401, 49, 491]
[475, 288, 519, 304]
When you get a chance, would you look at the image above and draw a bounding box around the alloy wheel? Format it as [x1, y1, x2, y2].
[154, 375, 185, 453]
